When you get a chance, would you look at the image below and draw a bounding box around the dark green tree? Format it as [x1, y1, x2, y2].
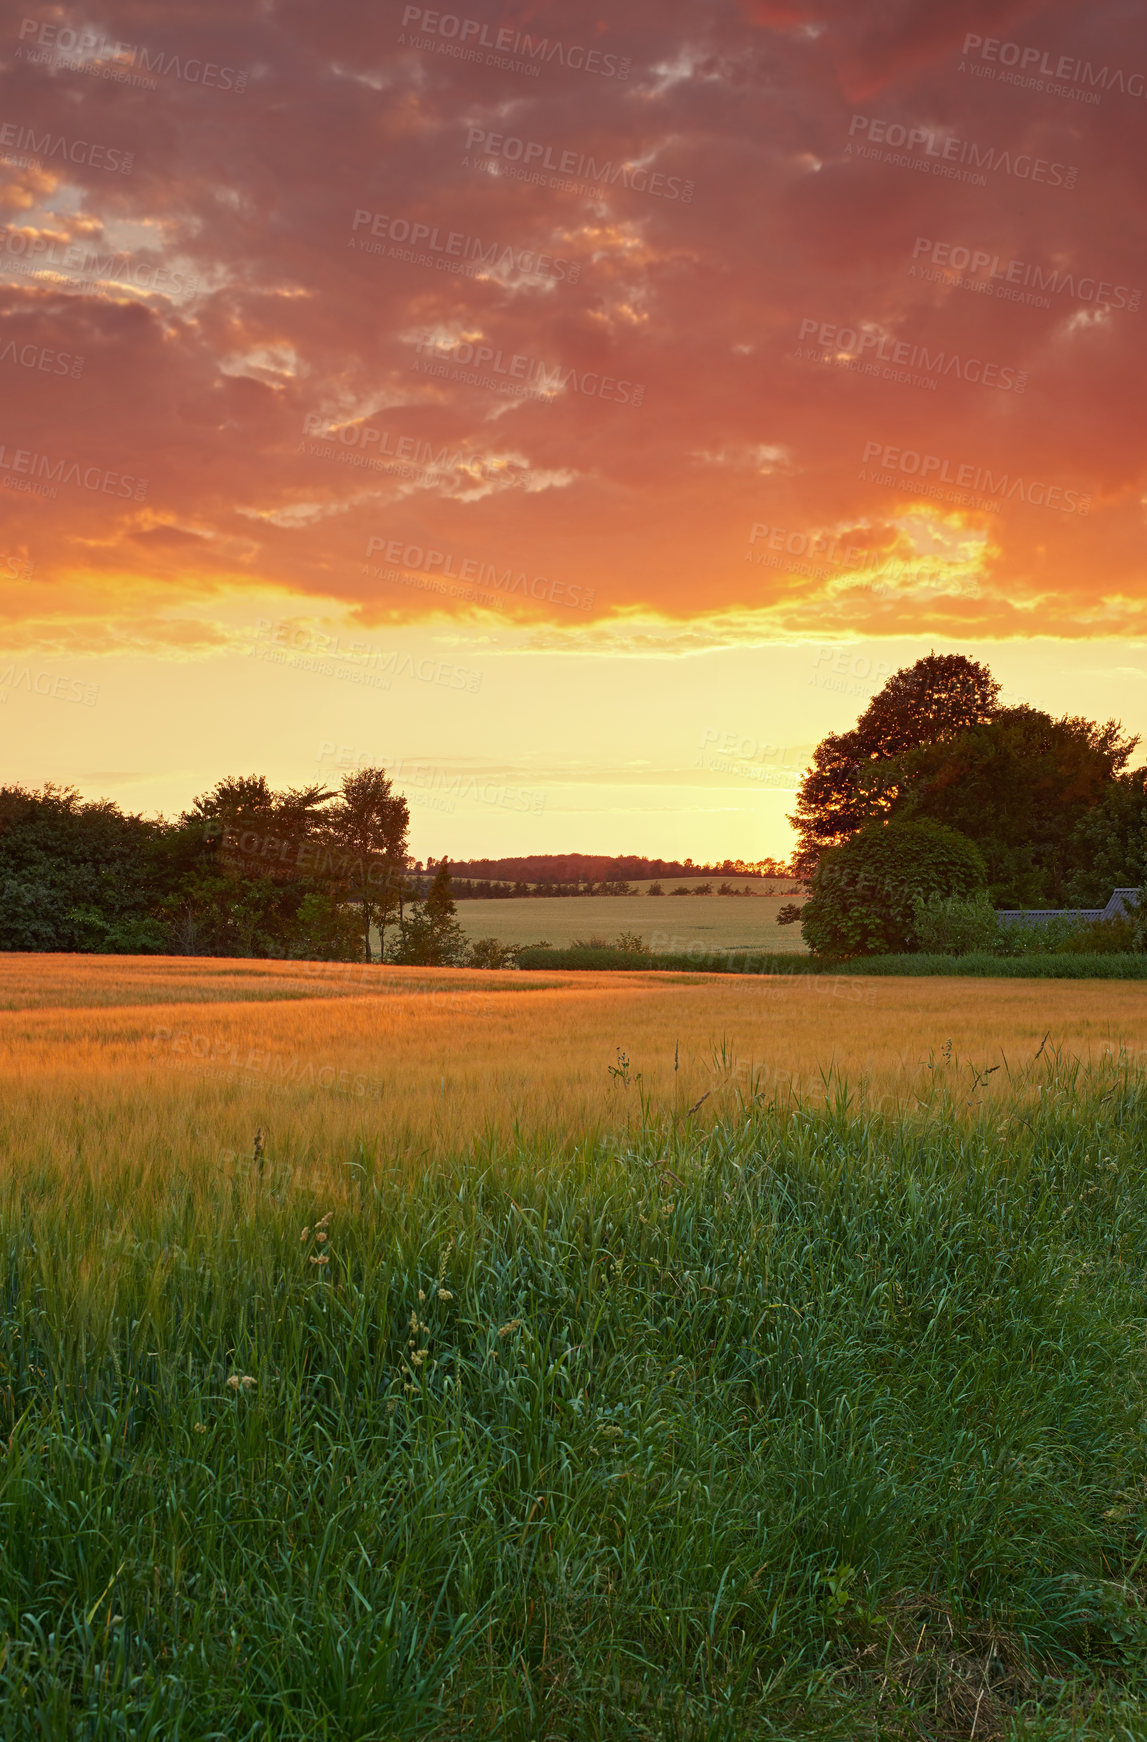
[167, 775, 339, 957]
[877, 708, 1138, 905]
[1061, 770, 1147, 905]
[800, 820, 987, 957]
[0, 784, 166, 953]
[789, 654, 1000, 874]
[389, 859, 469, 965]
[327, 768, 410, 962]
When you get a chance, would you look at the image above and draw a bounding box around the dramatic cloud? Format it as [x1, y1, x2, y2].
[0, 0, 1143, 652]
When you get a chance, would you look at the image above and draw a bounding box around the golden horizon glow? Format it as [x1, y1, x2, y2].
[2, 1, 1144, 857]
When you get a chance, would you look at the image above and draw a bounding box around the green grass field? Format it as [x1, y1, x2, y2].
[452, 893, 810, 955]
[5, 1020, 1147, 1736]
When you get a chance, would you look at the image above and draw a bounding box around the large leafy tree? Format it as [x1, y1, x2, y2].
[167, 775, 341, 957]
[878, 708, 1139, 905]
[327, 768, 410, 962]
[789, 654, 1000, 875]
[1061, 771, 1147, 905]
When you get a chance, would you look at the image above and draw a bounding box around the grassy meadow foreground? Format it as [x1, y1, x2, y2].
[4, 958, 1147, 1736]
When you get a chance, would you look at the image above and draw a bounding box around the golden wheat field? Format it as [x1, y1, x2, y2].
[2, 954, 1147, 1203]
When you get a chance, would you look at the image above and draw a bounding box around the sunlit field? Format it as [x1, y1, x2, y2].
[5, 955, 1147, 1737]
[1, 954, 1145, 1182]
[451, 892, 810, 954]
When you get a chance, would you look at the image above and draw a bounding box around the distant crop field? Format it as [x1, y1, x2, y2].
[454, 893, 810, 953]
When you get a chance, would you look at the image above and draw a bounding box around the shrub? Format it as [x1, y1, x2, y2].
[1061, 913, 1141, 954]
[569, 932, 647, 955]
[911, 891, 1000, 955]
[387, 864, 469, 966]
[800, 821, 987, 957]
[288, 890, 364, 961]
[994, 910, 1143, 957]
[465, 937, 520, 969]
[776, 902, 803, 927]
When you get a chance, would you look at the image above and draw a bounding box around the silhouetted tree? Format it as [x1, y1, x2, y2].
[879, 707, 1139, 905]
[390, 859, 468, 965]
[327, 768, 410, 961]
[789, 654, 1000, 874]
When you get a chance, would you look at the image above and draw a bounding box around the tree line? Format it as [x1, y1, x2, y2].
[0, 770, 487, 963]
[448, 852, 788, 883]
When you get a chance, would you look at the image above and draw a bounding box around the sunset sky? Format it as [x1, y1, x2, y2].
[2, 0, 1144, 861]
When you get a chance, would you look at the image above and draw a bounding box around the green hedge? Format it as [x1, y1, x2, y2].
[515, 945, 1147, 979]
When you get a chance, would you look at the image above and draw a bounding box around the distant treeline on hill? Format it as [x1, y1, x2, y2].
[445, 853, 790, 885]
